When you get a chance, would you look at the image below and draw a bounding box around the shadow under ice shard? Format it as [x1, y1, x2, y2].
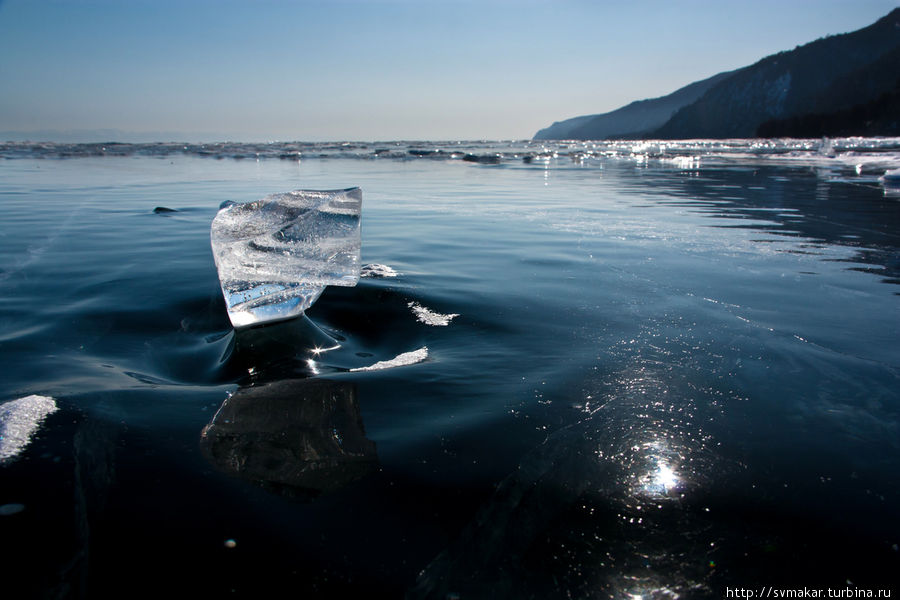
[210, 187, 362, 328]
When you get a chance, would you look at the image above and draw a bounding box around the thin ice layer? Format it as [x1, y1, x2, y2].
[211, 188, 362, 327]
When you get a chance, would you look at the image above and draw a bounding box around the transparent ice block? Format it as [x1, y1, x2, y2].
[211, 187, 361, 328]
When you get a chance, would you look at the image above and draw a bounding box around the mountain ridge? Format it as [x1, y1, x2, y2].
[535, 8, 900, 140]
[533, 71, 734, 141]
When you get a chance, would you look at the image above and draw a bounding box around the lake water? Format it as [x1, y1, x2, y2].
[1, 140, 899, 598]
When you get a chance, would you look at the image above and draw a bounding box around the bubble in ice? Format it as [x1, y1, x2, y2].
[211, 188, 362, 328]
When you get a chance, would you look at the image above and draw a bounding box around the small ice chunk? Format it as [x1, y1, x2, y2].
[881, 168, 900, 185]
[0, 395, 58, 463]
[816, 137, 835, 158]
[408, 302, 459, 326]
[211, 188, 362, 327]
[360, 263, 400, 278]
[350, 347, 428, 372]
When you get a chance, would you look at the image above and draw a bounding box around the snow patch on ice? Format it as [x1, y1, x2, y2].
[361, 263, 400, 278]
[408, 302, 459, 326]
[351, 347, 428, 372]
[0, 395, 58, 463]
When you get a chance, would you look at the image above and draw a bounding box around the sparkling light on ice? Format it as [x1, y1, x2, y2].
[211, 188, 362, 327]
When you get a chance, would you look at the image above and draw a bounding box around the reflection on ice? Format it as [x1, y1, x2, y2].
[653, 463, 679, 492]
[411, 363, 726, 599]
[222, 314, 343, 381]
[310, 343, 341, 356]
[620, 439, 686, 501]
[639, 456, 680, 498]
[200, 378, 377, 500]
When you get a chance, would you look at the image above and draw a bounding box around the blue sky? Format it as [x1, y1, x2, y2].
[1, 0, 897, 141]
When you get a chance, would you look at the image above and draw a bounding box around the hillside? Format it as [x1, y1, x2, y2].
[534, 8, 900, 140]
[533, 71, 733, 140]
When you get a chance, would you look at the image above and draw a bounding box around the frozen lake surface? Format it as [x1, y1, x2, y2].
[1, 139, 898, 598]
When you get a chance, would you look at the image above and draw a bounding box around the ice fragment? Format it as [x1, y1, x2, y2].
[881, 168, 900, 185]
[211, 188, 362, 327]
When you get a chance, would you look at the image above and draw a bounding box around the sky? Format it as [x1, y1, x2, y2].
[0, 0, 898, 142]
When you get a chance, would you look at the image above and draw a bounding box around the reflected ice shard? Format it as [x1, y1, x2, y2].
[211, 187, 362, 328]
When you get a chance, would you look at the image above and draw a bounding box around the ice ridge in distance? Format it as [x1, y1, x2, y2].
[211, 187, 362, 328]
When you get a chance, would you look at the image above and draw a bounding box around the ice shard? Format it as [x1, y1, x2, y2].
[211, 187, 362, 328]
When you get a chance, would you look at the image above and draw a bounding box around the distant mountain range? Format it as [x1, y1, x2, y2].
[534, 8, 900, 140]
